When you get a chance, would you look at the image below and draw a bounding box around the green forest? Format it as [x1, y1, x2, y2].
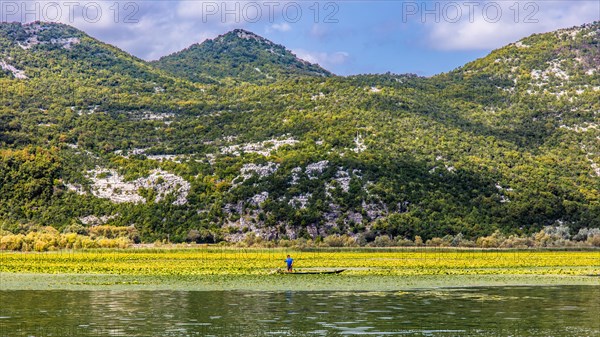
[1, 21, 599, 245]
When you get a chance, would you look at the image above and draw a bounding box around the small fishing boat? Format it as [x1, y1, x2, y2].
[273, 269, 346, 274]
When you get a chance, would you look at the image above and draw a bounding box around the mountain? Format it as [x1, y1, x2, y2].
[0, 21, 208, 148]
[0, 22, 167, 84]
[152, 29, 332, 83]
[1, 22, 598, 244]
[435, 22, 599, 149]
[0, 21, 212, 124]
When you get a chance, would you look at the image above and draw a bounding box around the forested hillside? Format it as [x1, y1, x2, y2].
[1, 21, 598, 244]
[152, 29, 331, 84]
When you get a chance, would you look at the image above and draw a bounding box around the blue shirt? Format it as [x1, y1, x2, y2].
[285, 258, 293, 267]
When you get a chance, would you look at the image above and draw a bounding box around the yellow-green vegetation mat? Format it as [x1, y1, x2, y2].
[2, 248, 599, 276]
[1, 248, 598, 290]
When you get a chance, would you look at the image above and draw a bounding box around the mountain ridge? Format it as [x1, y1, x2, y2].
[0, 21, 598, 244]
[152, 28, 332, 84]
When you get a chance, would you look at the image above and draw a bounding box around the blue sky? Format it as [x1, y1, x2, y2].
[3, 1, 599, 75]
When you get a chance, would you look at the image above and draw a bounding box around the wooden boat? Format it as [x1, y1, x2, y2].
[274, 269, 346, 274]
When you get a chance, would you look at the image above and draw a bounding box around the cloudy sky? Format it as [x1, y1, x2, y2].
[3, 0, 599, 75]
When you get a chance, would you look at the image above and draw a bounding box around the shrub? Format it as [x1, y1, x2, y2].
[34, 240, 49, 252]
[62, 224, 88, 235]
[477, 230, 504, 248]
[186, 229, 201, 243]
[60, 233, 78, 248]
[574, 228, 600, 241]
[534, 231, 552, 247]
[372, 235, 394, 247]
[426, 237, 444, 247]
[277, 239, 292, 247]
[500, 235, 533, 248]
[323, 235, 345, 247]
[0, 234, 24, 250]
[451, 233, 464, 247]
[459, 240, 477, 248]
[396, 238, 415, 247]
[587, 234, 600, 247]
[342, 235, 359, 247]
[542, 225, 571, 240]
[242, 232, 263, 247]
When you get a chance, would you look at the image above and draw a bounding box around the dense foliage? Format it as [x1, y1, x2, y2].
[0, 21, 598, 243]
[152, 29, 331, 84]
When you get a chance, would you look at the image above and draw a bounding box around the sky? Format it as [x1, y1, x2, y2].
[2, 0, 599, 76]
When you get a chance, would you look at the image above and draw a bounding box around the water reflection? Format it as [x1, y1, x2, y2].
[1, 286, 598, 336]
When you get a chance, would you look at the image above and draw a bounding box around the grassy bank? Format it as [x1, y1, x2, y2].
[1, 248, 598, 290]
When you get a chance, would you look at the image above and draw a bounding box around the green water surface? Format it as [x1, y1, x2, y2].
[1, 286, 598, 336]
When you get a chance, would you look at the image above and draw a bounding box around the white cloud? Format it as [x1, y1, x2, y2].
[71, 2, 216, 61]
[267, 22, 291, 33]
[176, 1, 252, 23]
[293, 49, 350, 67]
[425, 1, 600, 50]
[309, 24, 329, 39]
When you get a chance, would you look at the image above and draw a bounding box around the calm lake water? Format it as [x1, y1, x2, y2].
[1, 286, 599, 336]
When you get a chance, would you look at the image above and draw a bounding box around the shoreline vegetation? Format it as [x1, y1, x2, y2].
[1, 224, 600, 252]
[1, 247, 599, 291]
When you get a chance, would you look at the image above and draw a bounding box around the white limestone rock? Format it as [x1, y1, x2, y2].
[87, 168, 190, 205]
[0, 60, 27, 79]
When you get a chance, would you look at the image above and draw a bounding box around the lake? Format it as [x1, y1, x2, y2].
[1, 286, 598, 336]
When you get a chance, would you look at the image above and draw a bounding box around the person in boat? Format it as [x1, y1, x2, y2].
[285, 255, 294, 272]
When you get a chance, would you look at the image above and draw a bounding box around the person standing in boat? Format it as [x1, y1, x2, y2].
[285, 255, 294, 272]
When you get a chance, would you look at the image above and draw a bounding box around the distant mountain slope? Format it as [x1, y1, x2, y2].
[0, 21, 598, 244]
[432, 22, 599, 147]
[0, 21, 207, 143]
[152, 29, 332, 83]
[0, 21, 210, 162]
[0, 22, 164, 83]
[444, 21, 599, 102]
